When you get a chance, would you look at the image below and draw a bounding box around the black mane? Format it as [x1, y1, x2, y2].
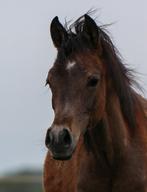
[58, 14, 139, 129]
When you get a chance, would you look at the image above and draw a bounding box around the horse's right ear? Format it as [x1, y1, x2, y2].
[50, 16, 68, 49]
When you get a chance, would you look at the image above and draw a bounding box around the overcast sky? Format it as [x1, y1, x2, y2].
[0, 0, 147, 175]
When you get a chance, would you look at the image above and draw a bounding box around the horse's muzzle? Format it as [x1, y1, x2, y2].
[45, 127, 75, 160]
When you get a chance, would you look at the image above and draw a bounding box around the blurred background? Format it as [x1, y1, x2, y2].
[0, 0, 146, 191]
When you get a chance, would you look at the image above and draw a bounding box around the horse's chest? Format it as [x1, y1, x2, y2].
[77, 153, 147, 192]
[77, 154, 111, 192]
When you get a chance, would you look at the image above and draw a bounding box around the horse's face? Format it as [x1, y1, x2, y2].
[45, 15, 106, 160]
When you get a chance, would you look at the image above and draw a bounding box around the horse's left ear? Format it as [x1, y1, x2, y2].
[50, 16, 68, 49]
[83, 15, 101, 51]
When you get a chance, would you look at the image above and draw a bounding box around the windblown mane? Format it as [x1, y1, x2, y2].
[58, 14, 140, 129]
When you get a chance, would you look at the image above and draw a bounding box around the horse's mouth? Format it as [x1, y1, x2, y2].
[51, 146, 76, 161]
[53, 154, 72, 161]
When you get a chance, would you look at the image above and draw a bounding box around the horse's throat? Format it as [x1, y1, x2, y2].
[84, 119, 114, 168]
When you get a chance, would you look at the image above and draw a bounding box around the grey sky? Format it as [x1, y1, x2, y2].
[0, 0, 146, 175]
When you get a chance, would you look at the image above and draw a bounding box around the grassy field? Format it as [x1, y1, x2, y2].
[0, 169, 43, 192]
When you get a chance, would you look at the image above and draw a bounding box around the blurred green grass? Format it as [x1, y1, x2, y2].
[0, 169, 43, 192]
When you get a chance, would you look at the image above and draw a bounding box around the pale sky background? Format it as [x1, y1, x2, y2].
[0, 0, 147, 175]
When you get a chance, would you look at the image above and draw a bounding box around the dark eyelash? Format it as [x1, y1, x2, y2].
[45, 79, 49, 86]
[45, 79, 52, 88]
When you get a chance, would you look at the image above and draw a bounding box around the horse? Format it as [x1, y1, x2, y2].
[43, 14, 147, 192]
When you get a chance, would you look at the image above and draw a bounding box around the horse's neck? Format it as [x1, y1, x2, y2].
[104, 93, 130, 164]
[87, 92, 147, 168]
[77, 93, 147, 191]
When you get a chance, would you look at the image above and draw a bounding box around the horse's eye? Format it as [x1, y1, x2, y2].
[87, 75, 100, 87]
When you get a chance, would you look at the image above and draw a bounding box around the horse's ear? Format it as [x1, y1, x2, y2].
[50, 16, 68, 49]
[83, 15, 101, 51]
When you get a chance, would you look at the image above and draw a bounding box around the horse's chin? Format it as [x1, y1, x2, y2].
[51, 147, 76, 161]
[53, 154, 72, 161]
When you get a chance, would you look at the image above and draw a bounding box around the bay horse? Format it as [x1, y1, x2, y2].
[44, 14, 147, 192]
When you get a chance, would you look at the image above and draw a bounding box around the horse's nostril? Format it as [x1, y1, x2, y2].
[62, 129, 72, 146]
[45, 129, 52, 148]
[45, 128, 72, 150]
